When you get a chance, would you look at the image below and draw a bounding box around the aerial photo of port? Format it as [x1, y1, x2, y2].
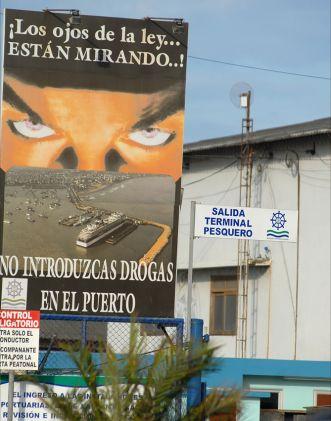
[2, 167, 175, 267]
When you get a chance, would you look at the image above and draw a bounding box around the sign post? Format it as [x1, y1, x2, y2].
[7, 372, 14, 421]
[186, 201, 196, 341]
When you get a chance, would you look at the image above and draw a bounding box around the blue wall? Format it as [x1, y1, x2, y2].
[203, 357, 331, 388]
[204, 357, 331, 420]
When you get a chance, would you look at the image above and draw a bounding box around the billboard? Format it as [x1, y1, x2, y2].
[194, 205, 298, 242]
[0, 9, 188, 316]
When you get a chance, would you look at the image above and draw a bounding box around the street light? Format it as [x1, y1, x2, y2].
[172, 19, 184, 35]
[43, 9, 81, 25]
[145, 17, 185, 35]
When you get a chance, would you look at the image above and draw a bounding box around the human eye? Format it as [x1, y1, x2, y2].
[8, 119, 55, 139]
[128, 128, 174, 146]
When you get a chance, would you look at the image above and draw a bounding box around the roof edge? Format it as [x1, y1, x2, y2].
[184, 117, 331, 153]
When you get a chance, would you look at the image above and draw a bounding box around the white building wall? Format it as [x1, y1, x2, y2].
[251, 268, 270, 358]
[296, 142, 331, 360]
[175, 137, 331, 362]
[258, 152, 298, 360]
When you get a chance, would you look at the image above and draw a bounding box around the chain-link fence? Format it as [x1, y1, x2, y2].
[39, 314, 184, 372]
[37, 314, 186, 417]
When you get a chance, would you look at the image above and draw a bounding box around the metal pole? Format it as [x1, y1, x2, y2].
[187, 318, 203, 410]
[246, 91, 251, 129]
[175, 320, 184, 418]
[294, 155, 300, 360]
[7, 371, 15, 421]
[236, 90, 253, 358]
[186, 201, 196, 342]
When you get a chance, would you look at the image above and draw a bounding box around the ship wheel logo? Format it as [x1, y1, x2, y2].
[1, 279, 27, 309]
[267, 211, 289, 239]
[271, 211, 286, 230]
[7, 280, 24, 298]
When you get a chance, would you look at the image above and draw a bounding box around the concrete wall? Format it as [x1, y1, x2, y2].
[175, 136, 331, 361]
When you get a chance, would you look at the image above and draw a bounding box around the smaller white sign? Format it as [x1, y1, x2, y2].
[195, 205, 298, 242]
[0, 379, 145, 420]
[1, 278, 28, 309]
[0, 310, 40, 371]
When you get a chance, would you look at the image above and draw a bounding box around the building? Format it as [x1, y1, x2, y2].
[176, 117, 331, 420]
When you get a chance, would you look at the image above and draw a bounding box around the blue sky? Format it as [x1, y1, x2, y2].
[1, 0, 330, 142]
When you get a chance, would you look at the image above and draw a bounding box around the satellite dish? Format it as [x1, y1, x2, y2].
[230, 82, 254, 108]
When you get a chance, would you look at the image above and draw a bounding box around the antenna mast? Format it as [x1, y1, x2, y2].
[236, 90, 253, 358]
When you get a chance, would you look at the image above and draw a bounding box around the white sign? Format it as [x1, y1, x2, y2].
[0, 380, 64, 420]
[195, 205, 298, 242]
[0, 310, 40, 371]
[0, 378, 144, 419]
[1, 278, 28, 310]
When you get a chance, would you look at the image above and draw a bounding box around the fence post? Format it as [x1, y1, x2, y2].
[187, 318, 203, 411]
[81, 319, 88, 347]
[176, 319, 184, 348]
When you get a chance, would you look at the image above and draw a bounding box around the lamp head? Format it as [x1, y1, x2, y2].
[69, 10, 81, 25]
[172, 19, 184, 34]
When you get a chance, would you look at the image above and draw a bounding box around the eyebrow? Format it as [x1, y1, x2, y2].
[132, 83, 184, 130]
[3, 82, 43, 124]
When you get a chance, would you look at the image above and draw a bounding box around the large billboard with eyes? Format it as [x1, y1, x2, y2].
[0, 9, 188, 316]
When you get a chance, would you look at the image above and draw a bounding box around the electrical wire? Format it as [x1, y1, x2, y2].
[188, 55, 330, 81]
[182, 160, 237, 187]
[146, 17, 330, 81]
[184, 154, 240, 160]
[318, 157, 331, 168]
[0, 11, 328, 81]
[299, 169, 331, 172]
[270, 164, 331, 181]
[185, 172, 239, 200]
[300, 173, 330, 182]
[267, 173, 296, 320]
[301, 180, 331, 189]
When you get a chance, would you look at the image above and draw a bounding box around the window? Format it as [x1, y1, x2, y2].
[260, 392, 279, 410]
[316, 392, 331, 406]
[210, 277, 237, 335]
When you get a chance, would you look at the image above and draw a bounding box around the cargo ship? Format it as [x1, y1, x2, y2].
[76, 213, 125, 247]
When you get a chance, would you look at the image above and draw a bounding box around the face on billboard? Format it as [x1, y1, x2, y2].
[2, 75, 184, 181]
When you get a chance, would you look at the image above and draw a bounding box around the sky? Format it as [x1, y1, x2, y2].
[0, 0, 330, 143]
